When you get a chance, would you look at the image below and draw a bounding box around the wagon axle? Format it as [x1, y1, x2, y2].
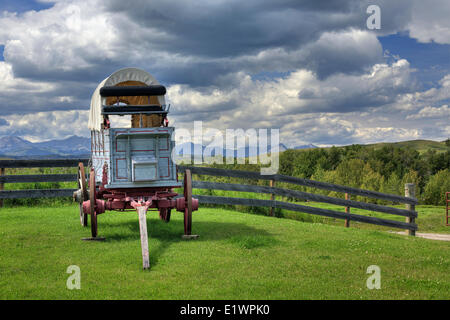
[80, 194, 199, 215]
[73, 166, 198, 269]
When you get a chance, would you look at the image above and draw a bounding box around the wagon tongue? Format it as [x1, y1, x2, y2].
[130, 200, 151, 270]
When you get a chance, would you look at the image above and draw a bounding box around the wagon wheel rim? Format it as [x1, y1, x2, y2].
[184, 170, 192, 235]
[77, 163, 88, 227]
[89, 170, 98, 238]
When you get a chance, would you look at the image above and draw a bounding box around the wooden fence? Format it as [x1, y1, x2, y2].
[0, 159, 418, 234]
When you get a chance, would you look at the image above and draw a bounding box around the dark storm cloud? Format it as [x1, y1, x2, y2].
[0, 0, 433, 121]
[2, 0, 414, 94]
[0, 91, 87, 115]
[105, 0, 365, 58]
[100, 0, 413, 85]
[6, 50, 123, 84]
[296, 82, 415, 114]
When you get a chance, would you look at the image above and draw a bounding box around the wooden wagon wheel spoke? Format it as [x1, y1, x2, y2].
[77, 163, 88, 227]
[158, 208, 171, 222]
[89, 170, 98, 238]
[158, 207, 166, 220]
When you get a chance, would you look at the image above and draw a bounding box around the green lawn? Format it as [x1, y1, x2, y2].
[192, 185, 450, 234]
[0, 205, 449, 300]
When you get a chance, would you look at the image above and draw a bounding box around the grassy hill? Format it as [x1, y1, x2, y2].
[282, 139, 448, 154]
[0, 205, 448, 299]
[366, 139, 449, 154]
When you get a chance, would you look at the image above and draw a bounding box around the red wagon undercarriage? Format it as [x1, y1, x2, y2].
[73, 162, 199, 269]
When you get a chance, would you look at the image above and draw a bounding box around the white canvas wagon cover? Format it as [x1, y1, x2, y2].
[88, 67, 166, 131]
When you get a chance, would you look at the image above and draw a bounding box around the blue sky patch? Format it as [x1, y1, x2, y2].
[0, 45, 4, 62]
[251, 71, 292, 82]
[379, 33, 450, 89]
[0, 0, 54, 13]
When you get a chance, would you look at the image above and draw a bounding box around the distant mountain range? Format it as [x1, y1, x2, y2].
[1, 135, 445, 159]
[0, 135, 90, 158]
[174, 142, 317, 158]
[0, 135, 318, 159]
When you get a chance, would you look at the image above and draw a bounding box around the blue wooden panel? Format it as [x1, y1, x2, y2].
[116, 158, 128, 180]
[158, 156, 170, 179]
[106, 127, 178, 188]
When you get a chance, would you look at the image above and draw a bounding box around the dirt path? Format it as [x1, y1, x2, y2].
[394, 231, 450, 241]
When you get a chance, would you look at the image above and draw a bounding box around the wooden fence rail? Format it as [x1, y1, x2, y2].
[179, 166, 418, 232]
[0, 159, 88, 168]
[0, 159, 418, 232]
[194, 195, 417, 231]
[178, 166, 418, 205]
[0, 174, 77, 183]
[0, 189, 76, 199]
[191, 180, 417, 218]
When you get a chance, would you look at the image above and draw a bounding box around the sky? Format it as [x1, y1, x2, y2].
[0, 0, 449, 146]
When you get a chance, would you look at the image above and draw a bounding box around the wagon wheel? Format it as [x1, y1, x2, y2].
[77, 163, 88, 227]
[89, 170, 98, 238]
[159, 208, 171, 222]
[183, 169, 192, 235]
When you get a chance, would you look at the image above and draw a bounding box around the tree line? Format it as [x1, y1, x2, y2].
[277, 143, 450, 205]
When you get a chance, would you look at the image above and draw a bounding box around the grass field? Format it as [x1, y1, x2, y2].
[190, 184, 450, 234]
[0, 204, 449, 299]
[283, 203, 450, 234]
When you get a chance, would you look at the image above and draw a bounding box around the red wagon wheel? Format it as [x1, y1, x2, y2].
[89, 169, 98, 238]
[159, 208, 171, 222]
[183, 169, 193, 235]
[77, 163, 88, 227]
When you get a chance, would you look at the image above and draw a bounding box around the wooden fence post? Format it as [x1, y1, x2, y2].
[405, 183, 416, 236]
[344, 193, 350, 227]
[269, 179, 275, 216]
[0, 168, 4, 208]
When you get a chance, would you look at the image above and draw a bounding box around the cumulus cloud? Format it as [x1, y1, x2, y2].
[169, 58, 416, 123]
[406, 105, 450, 120]
[166, 62, 449, 146]
[407, 0, 450, 44]
[0, 0, 449, 145]
[0, 0, 399, 87]
[0, 118, 9, 126]
[0, 110, 89, 141]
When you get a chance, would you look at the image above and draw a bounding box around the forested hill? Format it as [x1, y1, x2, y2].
[365, 139, 449, 154]
[209, 139, 449, 206]
[276, 139, 449, 205]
